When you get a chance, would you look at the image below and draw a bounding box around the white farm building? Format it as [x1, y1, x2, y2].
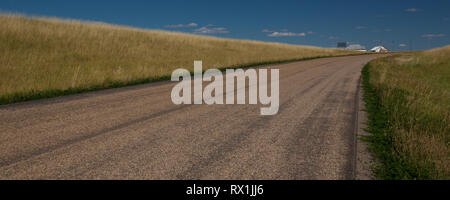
[370, 46, 389, 53]
[346, 44, 366, 51]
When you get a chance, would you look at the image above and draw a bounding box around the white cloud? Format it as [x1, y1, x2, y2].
[187, 23, 199, 27]
[405, 8, 420, 12]
[328, 36, 339, 40]
[166, 23, 229, 34]
[263, 29, 312, 37]
[267, 31, 306, 37]
[194, 26, 229, 34]
[165, 23, 198, 28]
[421, 33, 446, 39]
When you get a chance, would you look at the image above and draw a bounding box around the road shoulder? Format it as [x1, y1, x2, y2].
[355, 78, 376, 180]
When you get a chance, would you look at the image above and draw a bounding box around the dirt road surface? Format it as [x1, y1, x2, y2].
[0, 55, 377, 179]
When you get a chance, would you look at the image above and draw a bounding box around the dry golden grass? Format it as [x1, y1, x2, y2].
[0, 14, 358, 104]
[367, 46, 449, 179]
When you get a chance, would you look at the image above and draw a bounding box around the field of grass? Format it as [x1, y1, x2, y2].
[362, 46, 449, 179]
[0, 14, 359, 104]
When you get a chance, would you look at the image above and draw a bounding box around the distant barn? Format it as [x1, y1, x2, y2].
[370, 46, 389, 53]
[346, 44, 366, 51]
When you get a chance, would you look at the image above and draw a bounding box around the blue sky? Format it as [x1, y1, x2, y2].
[1, 0, 449, 50]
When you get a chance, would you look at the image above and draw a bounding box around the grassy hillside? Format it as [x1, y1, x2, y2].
[362, 46, 449, 179]
[0, 15, 358, 104]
